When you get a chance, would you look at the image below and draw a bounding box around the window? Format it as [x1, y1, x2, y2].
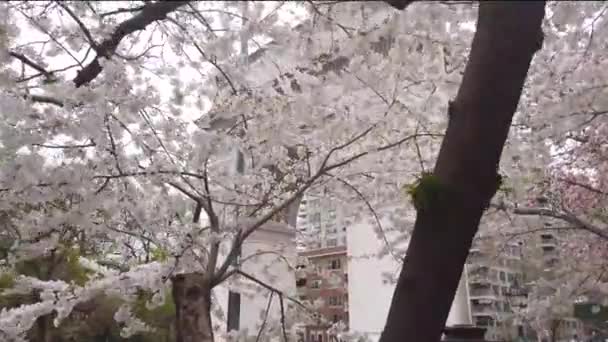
[327, 239, 338, 247]
[312, 213, 321, 225]
[328, 296, 342, 306]
[499, 271, 506, 282]
[328, 259, 341, 270]
[507, 273, 515, 283]
[310, 280, 321, 289]
[296, 278, 307, 287]
[542, 245, 556, 254]
[333, 314, 340, 323]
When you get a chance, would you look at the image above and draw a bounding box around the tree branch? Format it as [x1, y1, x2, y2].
[8, 51, 54, 79]
[73, 1, 188, 87]
[55, 2, 98, 49]
[511, 206, 608, 240]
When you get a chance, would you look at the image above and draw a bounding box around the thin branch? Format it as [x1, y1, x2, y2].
[507, 205, 608, 241]
[32, 140, 95, 149]
[332, 174, 401, 263]
[214, 130, 443, 283]
[279, 292, 288, 342]
[186, 3, 217, 38]
[556, 177, 608, 196]
[24, 94, 65, 107]
[8, 51, 54, 79]
[55, 2, 98, 49]
[235, 270, 309, 312]
[256, 292, 275, 342]
[164, 16, 237, 95]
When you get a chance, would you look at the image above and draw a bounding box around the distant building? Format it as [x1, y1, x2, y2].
[297, 195, 347, 250]
[466, 236, 525, 340]
[466, 228, 584, 341]
[295, 246, 349, 342]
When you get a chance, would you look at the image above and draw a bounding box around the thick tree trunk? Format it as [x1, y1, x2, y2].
[172, 273, 215, 342]
[379, 3, 545, 342]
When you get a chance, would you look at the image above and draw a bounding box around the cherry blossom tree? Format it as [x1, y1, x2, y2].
[0, 1, 461, 341]
[3, 1, 606, 342]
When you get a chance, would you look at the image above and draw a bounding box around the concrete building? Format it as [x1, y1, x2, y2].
[297, 195, 347, 250]
[465, 236, 525, 340]
[295, 246, 349, 342]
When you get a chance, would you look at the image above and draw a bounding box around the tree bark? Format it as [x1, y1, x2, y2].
[379, 2, 545, 342]
[172, 273, 215, 342]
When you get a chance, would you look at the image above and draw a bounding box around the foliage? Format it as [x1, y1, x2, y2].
[404, 172, 447, 212]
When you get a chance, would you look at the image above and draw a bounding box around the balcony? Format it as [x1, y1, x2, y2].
[469, 287, 499, 299]
[471, 304, 499, 316]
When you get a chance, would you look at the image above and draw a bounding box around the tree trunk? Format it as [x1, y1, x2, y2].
[379, 3, 545, 342]
[172, 273, 215, 342]
[34, 314, 52, 342]
[550, 319, 561, 342]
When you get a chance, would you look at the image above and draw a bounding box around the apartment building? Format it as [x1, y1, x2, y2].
[466, 227, 584, 341]
[524, 228, 584, 340]
[466, 237, 525, 340]
[297, 195, 347, 249]
[295, 246, 349, 342]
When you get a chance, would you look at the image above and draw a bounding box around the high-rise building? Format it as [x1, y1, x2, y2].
[465, 237, 525, 340]
[466, 228, 584, 341]
[297, 195, 347, 250]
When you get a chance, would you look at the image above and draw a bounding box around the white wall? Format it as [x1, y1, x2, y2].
[347, 220, 471, 342]
[347, 221, 405, 342]
[214, 221, 297, 341]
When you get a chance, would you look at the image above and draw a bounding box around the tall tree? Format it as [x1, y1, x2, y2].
[379, 2, 546, 342]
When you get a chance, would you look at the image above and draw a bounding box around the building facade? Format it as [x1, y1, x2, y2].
[214, 221, 298, 342]
[297, 195, 347, 250]
[465, 237, 525, 340]
[295, 246, 349, 342]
